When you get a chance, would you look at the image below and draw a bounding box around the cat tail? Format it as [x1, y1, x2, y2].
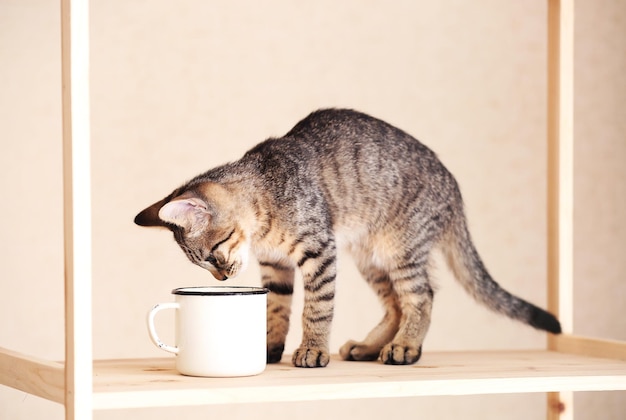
[441, 213, 562, 334]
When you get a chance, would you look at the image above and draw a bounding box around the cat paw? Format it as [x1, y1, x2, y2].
[380, 343, 422, 365]
[339, 340, 381, 361]
[292, 346, 330, 368]
[267, 344, 285, 364]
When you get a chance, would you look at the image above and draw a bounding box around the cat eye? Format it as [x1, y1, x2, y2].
[204, 254, 218, 266]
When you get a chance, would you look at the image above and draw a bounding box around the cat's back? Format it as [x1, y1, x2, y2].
[251, 109, 455, 215]
[243, 108, 454, 195]
[287, 108, 421, 149]
[281, 108, 446, 178]
[247, 109, 431, 166]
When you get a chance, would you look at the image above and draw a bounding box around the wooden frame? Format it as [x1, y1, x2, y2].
[61, 0, 93, 418]
[546, 0, 575, 417]
[1, 1, 625, 419]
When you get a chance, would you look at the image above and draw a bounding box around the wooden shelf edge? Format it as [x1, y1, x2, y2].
[89, 349, 626, 410]
[0, 347, 65, 405]
[93, 374, 626, 411]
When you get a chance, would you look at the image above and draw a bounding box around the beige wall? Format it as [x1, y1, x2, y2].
[1, 1, 624, 419]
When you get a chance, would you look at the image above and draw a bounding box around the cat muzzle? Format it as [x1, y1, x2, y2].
[213, 271, 229, 281]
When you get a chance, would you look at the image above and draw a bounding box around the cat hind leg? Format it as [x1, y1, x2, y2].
[380, 265, 434, 365]
[340, 266, 401, 362]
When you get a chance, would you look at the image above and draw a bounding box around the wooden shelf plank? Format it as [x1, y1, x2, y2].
[552, 335, 626, 361]
[91, 350, 626, 410]
[0, 347, 65, 405]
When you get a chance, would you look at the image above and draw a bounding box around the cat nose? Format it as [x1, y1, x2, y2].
[208, 269, 228, 281]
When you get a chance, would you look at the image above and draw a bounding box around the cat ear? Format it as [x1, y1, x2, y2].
[157, 195, 211, 231]
[134, 197, 170, 228]
[134, 192, 211, 231]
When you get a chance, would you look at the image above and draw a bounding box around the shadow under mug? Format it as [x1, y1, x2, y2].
[147, 286, 268, 377]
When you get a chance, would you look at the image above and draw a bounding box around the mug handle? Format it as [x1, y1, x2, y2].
[147, 302, 180, 354]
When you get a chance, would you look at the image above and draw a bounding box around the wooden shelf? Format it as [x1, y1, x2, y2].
[3, 341, 626, 411]
[91, 349, 626, 410]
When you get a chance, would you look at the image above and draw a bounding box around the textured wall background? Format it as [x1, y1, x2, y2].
[0, 1, 623, 419]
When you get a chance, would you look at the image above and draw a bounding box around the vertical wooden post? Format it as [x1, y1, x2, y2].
[547, 0, 574, 419]
[61, 0, 93, 419]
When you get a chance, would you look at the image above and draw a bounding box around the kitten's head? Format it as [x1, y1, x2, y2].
[134, 182, 251, 280]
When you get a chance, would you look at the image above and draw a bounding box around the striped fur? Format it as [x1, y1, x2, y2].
[135, 108, 561, 368]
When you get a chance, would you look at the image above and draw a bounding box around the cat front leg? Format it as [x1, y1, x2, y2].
[259, 260, 295, 364]
[292, 244, 337, 368]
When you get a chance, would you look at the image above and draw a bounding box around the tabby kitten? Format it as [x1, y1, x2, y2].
[135, 108, 561, 368]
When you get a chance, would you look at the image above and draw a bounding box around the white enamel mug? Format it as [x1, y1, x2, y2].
[147, 286, 268, 377]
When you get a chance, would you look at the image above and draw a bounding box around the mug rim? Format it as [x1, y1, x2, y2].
[171, 286, 269, 296]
